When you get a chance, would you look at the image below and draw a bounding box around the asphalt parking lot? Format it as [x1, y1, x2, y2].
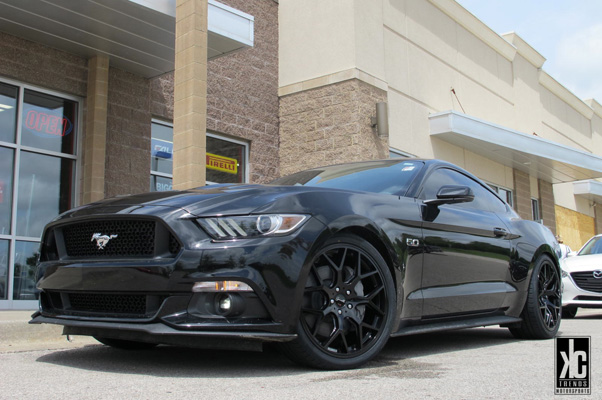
[1, 310, 601, 399]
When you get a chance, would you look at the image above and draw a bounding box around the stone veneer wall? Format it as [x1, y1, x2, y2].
[151, 0, 279, 184]
[105, 68, 151, 197]
[0, 32, 88, 97]
[513, 169, 532, 221]
[279, 79, 389, 176]
[538, 179, 556, 235]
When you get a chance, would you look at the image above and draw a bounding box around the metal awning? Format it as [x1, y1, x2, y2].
[0, 0, 254, 78]
[573, 180, 602, 204]
[429, 111, 602, 184]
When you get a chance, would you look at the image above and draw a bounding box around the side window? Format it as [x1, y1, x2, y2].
[420, 168, 507, 213]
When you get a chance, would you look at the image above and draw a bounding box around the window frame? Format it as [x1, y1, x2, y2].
[149, 120, 250, 190]
[0, 76, 82, 309]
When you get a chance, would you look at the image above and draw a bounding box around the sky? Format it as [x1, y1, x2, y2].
[456, 0, 602, 104]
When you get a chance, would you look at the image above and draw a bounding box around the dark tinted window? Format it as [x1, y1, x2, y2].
[579, 236, 602, 255]
[420, 168, 507, 213]
[272, 160, 423, 195]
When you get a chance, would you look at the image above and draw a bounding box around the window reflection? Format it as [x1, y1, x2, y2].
[0, 147, 14, 235]
[151, 175, 173, 192]
[21, 90, 77, 155]
[0, 240, 8, 300]
[13, 241, 39, 300]
[0, 83, 18, 144]
[206, 136, 246, 184]
[17, 152, 74, 238]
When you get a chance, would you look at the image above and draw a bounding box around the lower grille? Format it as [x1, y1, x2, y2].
[44, 291, 166, 318]
[69, 293, 147, 314]
[571, 272, 602, 293]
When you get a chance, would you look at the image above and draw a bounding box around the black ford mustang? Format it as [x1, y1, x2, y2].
[31, 159, 561, 369]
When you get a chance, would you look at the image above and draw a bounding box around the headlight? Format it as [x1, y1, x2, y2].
[198, 214, 309, 239]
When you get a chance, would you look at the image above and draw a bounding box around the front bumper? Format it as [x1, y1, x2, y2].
[30, 312, 296, 351]
[562, 275, 602, 308]
[34, 213, 327, 342]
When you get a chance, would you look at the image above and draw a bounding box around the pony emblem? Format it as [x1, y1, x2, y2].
[91, 233, 118, 250]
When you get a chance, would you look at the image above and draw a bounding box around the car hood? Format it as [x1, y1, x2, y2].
[56, 184, 360, 219]
[561, 253, 602, 272]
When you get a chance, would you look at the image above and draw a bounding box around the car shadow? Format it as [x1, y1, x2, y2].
[36, 326, 519, 377]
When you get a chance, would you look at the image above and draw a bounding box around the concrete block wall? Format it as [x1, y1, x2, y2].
[279, 79, 389, 176]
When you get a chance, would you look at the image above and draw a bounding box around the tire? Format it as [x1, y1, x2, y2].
[562, 307, 578, 319]
[94, 336, 158, 350]
[281, 234, 396, 369]
[509, 254, 561, 339]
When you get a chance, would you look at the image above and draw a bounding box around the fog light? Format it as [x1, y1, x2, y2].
[218, 294, 232, 312]
[213, 293, 245, 316]
[192, 280, 253, 292]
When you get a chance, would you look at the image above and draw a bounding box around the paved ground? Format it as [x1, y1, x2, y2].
[1, 310, 600, 399]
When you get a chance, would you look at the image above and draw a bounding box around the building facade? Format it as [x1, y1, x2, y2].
[0, 0, 601, 310]
[279, 0, 602, 250]
[0, 0, 278, 309]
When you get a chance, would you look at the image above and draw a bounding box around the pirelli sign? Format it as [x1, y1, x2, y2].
[206, 153, 238, 174]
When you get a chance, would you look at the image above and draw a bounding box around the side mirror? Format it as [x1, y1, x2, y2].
[424, 185, 475, 206]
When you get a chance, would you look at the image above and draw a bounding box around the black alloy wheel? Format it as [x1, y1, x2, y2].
[281, 234, 395, 369]
[509, 254, 561, 339]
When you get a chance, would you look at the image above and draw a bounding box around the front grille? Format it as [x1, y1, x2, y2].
[56, 219, 181, 259]
[63, 220, 155, 257]
[571, 271, 602, 293]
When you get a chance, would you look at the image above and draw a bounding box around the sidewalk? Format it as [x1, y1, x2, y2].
[0, 310, 96, 352]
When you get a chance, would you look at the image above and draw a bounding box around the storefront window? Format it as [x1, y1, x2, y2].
[0, 82, 18, 143]
[13, 241, 39, 300]
[0, 240, 8, 300]
[206, 135, 247, 184]
[0, 78, 79, 308]
[17, 152, 74, 238]
[150, 120, 248, 191]
[0, 147, 14, 235]
[21, 90, 77, 155]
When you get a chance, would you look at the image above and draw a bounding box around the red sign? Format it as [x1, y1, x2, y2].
[24, 109, 72, 137]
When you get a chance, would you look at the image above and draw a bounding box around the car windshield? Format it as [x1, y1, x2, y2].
[579, 236, 602, 255]
[271, 160, 424, 195]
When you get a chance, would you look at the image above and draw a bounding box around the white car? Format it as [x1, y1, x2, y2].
[561, 234, 602, 318]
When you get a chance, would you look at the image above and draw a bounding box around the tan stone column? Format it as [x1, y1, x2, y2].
[173, 0, 208, 189]
[82, 55, 109, 204]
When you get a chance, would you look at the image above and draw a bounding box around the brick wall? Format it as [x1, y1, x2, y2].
[513, 169, 532, 221]
[279, 79, 389, 176]
[151, 0, 280, 184]
[105, 68, 151, 197]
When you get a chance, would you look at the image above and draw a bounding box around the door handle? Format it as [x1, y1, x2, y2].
[493, 227, 508, 238]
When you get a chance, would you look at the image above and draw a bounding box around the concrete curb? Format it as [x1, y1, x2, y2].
[0, 311, 97, 352]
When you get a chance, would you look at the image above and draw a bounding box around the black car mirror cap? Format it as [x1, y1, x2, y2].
[423, 185, 475, 206]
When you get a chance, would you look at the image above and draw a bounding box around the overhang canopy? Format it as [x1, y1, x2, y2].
[573, 180, 602, 204]
[0, 0, 254, 78]
[429, 111, 602, 184]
